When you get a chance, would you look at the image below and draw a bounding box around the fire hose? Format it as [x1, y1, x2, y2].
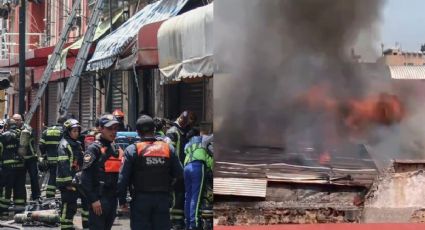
[0, 220, 23, 229]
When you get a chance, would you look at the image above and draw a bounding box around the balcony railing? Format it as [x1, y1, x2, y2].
[0, 32, 46, 60]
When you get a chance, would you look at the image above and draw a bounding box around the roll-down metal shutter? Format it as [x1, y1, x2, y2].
[67, 80, 80, 121]
[30, 89, 38, 124]
[111, 73, 123, 111]
[179, 81, 204, 121]
[13, 94, 18, 114]
[47, 82, 59, 126]
[80, 75, 94, 129]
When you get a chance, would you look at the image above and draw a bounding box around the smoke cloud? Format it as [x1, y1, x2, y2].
[214, 0, 424, 168]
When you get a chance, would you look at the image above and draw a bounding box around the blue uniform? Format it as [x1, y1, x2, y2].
[118, 137, 183, 230]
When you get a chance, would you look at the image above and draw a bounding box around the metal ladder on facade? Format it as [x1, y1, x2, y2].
[23, 0, 82, 125]
[58, 0, 104, 116]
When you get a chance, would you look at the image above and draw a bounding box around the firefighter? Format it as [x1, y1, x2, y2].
[80, 114, 123, 230]
[154, 117, 167, 137]
[0, 119, 5, 134]
[183, 126, 214, 230]
[0, 119, 26, 212]
[166, 111, 197, 229]
[56, 119, 89, 229]
[12, 114, 41, 201]
[112, 109, 130, 131]
[0, 120, 7, 218]
[83, 116, 101, 151]
[39, 115, 67, 198]
[118, 115, 183, 230]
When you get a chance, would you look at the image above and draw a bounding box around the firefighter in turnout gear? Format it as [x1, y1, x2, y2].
[113, 109, 131, 131]
[12, 114, 41, 201]
[154, 117, 167, 137]
[39, 115, 67, 198]
[184, 129, 214, 230]
[0, 119, 9, 218]
[166, 111, 197, 229]
[0, 119, 26, 214]
[56, 119, 89, 229]
[80, 114, 123, 230]
[118, 115, 183, 230]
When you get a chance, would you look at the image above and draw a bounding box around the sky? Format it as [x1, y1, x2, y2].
[380, 0, 425, 52]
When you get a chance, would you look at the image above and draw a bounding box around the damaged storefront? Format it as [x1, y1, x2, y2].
[158, 3, 213, 123]
[86, 0, 196, 128]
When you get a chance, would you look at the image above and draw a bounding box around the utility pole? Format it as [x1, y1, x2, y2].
[18, 0, 26, 115]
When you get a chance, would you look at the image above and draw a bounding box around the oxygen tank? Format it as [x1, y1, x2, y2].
[17, 126, 31, 157]
[14, 210, 59, 224]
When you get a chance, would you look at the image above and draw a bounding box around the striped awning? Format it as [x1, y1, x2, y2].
[389, 65, 425, 80]
[86, 0, 189, 71]
[158, 3, 213, 84]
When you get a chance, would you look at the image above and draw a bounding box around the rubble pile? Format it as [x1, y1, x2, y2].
[214, 202, 361, 225]
[214, 183, 366, 225]
[363, 161, 425, 223]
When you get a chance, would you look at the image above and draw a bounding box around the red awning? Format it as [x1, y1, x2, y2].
[32, 45, 96, 83]
[137, 20, 164, 67]
[0, 43, 73, 68]
[33, 57, 76, 83]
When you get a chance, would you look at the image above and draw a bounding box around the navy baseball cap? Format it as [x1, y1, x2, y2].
[136, 115, 155, 132]
[98, 114, 119, 128]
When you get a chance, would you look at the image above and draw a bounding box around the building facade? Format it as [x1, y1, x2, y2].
[377, 48, 425, 66]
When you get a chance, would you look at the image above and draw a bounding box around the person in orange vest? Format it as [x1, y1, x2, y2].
[117, 115, 183, 230]
[80, 114, 123, 230]
[56, 119, 89, 229]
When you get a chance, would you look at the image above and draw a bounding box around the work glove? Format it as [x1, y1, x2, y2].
[38, 155, 49, 172]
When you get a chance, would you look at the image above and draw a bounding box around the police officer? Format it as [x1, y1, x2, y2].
[56, 119, 89, 229]
[0, 119, 26, 212]
[183, 128, 214, 230]
[166, 111, 197, 229]
[118, 115, 183, 230]
[80, 114, 123, 230]
[12, 114, 41, 201]
[39, 115, 67, 198]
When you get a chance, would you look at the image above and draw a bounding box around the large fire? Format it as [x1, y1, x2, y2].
[299, 84, 405, 133]
[297, 84, 405, 164]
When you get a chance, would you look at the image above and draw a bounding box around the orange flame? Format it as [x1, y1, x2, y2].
[297, 85, 405, 164]
[298, 85, 405, 134]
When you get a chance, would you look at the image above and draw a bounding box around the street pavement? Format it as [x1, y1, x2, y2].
[2, 215, 131, 229]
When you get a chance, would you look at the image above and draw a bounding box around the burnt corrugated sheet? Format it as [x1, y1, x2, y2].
[215, 145, 378, 188]
[214, 177, 267, 198]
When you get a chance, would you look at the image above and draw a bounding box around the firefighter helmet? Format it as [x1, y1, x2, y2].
[63, 119, 81, 131]
[112, 109, 125, 118]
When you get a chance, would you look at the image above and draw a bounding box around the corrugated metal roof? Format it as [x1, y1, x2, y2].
[215, 144, 378, 187]
[389, 65, 425, 79]
[214, 177, 267, 197]
[86, 0, 189, 71]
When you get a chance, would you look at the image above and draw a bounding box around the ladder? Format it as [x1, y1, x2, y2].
[58, 0, 104, 116]
[23, 0, 82, 125]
